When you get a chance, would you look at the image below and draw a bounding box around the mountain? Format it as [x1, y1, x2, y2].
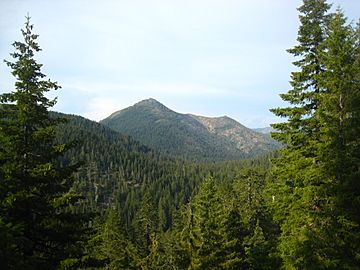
[188, 114, 278, 155]
[52, 112, 208, 224]
[52, 112, 258, 230]
[100, 98, 280, 161]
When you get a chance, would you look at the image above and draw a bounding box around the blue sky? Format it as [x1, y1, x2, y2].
[0, 0, 359, 128]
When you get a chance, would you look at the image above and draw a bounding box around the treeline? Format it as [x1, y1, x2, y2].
[1, 0, 359, 269]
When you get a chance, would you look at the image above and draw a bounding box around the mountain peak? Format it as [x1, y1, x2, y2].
[135, 98, 161, 106]
[106, 98, 169, 119]
[134, 98, 174, 115]
[101, 99, 280, 161]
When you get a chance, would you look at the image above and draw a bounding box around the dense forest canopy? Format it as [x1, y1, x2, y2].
[0, 0, 359, 269]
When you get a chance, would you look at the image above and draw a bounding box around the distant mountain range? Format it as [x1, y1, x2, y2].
[100, 98, 280, 161]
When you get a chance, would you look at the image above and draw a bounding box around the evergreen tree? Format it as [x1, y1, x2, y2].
[271, 0, 331, 149]
[95, 208, 138, 269]
[316, 10, 360, 268]
[219, 208, 248, 269]
[0, 16, 88, 269]
[269, 1, 332, 267]
[131, 192, 158, 267]
[244, 219, 268, 270]
[234, 168, 280, 270]
[190, 177, 225, 269]
[234, 168, 266, 227]
[270, 0, 360, 268]
[183, 177, 246, 269]
[177, 203, 197, 269]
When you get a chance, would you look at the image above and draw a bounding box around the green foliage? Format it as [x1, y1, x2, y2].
[190, 177, 227, 269]
[131, 192, 158, 260]
[53, 112, 205, 226]
[0, 17, 89, 269]
[170, 172, 278, 270]
[234, 168, 281, 270]
[316, 10, 360, 268]
[95, 208, 138, 269]
[52, 112, 279, 269]
[101, 98, 279, 162]
[269, 1, 360, 268]
[244, 219, 268, 270]
[4, 2, 359, 269]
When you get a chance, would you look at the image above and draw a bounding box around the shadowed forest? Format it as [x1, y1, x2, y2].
[0, 0, 359, 269]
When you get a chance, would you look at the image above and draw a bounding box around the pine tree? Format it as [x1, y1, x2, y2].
[244, 219, 267, 270]
[190, 177, 225, 269]
[271, 0, 331, 149]
[234, 168, 280, 270]
[269, 0, 360, 268]
[184, 177, 246, 269]
[234, 168, 266, 227]
[177, 203, 197, 269]
[131, 192, 158, 267]
[0, 16, 88, 269]
[316, 10, 360, 267]
[96, 208, 138, 269]
[269, 4, 332, 265]
[219, 208, 248, 270]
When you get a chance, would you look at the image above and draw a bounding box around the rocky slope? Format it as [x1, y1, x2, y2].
[101, 98, 280, 161]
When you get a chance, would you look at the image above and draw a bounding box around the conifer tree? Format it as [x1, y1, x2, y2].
[219, 208, 248, 270]
[234, 168, 280, 270]
[131, 192, 158, 266]
[271, 0, 331, 148]
[190, 177, 225, 269]
[244, 219, 267, 270]
[316, 10, 360, 267]
[185, 177, 246, 269]
[0, 16, 88, 269]
[177, 203, 197, 269]
[96, 208, 138, 269]
[270, 0, 360, 268]
[234, 168, 266, 227]
[269, 5, 332, 264]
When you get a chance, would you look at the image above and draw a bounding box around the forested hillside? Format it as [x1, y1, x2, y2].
[101, 98, 279, 161]
[0, 0, 359, 269]
[52, 112, 276, 268]
[53, 112, 263, 227]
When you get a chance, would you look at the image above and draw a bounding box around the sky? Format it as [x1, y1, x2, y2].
[0, 0, 359, 128]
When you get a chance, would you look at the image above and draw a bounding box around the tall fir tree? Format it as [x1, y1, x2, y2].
[0, 16, 89, 269]
[271, 0, 331, 149]
[234, 168, 280, 270]
[270, 0, 360, 268]
[95, 207, 138, 269]
[183, 177, 246, 269]
[131, 192, 159, 267]
[316, 10, 360, 268]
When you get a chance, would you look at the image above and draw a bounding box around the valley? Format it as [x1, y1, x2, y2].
[1, 0, 359, 269]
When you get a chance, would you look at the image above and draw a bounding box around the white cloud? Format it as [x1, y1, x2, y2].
[83, 97, 120, 121]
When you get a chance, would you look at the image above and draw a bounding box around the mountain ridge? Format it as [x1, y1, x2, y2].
[100, 98, 280, 161]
